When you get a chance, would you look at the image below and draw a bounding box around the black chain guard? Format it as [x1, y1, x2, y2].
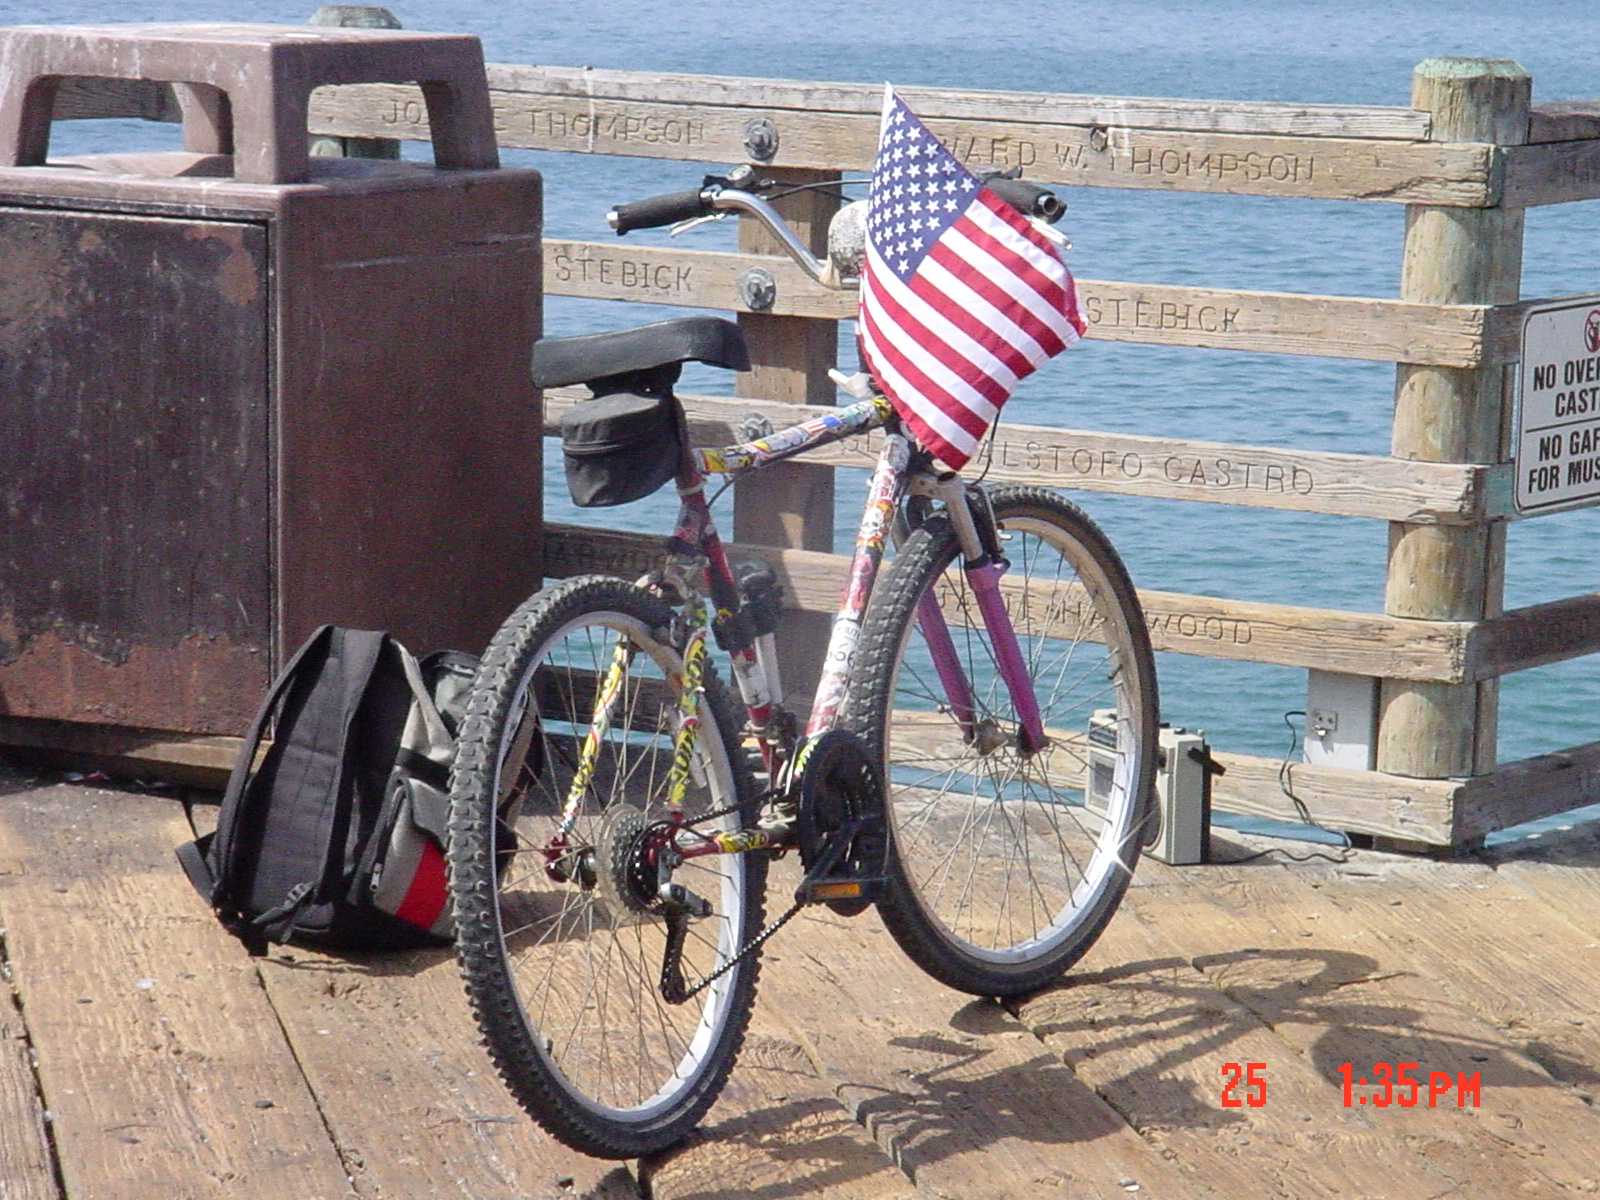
[794, 729, 889, 916]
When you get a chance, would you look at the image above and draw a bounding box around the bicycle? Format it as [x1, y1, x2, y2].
[446, 164, 1160, 1157]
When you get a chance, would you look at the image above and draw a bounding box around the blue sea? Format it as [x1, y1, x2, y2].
[19, 0, 1600, 837]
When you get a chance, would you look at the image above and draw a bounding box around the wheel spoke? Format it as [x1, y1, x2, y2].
[852, 487, 1157, 995]
[447, 578, 765, 1156]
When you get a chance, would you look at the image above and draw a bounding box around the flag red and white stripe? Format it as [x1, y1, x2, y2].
[858, 86, 1085, 469]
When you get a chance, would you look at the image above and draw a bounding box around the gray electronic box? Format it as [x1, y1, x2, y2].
[1085, 710, 1211, 865]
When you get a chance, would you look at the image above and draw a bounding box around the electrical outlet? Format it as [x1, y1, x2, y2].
[1305, 671, 1378, 771]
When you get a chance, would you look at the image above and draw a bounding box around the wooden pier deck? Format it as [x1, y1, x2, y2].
[3, 763, 1599, 1199]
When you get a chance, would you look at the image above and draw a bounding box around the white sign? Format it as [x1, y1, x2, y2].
[1516, 295, 1600, 514]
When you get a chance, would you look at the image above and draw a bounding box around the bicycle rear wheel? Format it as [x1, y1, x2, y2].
[849, 485, 1158, 996]
[448, 575, 764, 1158]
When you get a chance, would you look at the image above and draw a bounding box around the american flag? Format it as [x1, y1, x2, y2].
[858, 87, 1086, 470]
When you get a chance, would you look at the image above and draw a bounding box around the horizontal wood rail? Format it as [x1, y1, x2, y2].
[542, 522, 1476, 681]
[1503, 139, 1600, 207]
[542, 518, 1600, 688]
[60, 68, 1600, 143]
[308, 79, 1501, 205]
[1208, 751, 1459, 843]
[0, 703, 1586, 847]
[1464, 590, 1600, 678]
[545, 239, 1521, 368]
[547, 388, 1507, 525]
[55, 72, 1600, 211]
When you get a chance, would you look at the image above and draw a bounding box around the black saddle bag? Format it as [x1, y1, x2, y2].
[560, 389, 686, 507]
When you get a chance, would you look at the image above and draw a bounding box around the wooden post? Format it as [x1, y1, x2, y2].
[308, 6, 402, 160]
[1375, 59, 1529, 791]
[734, 167, 841, 704]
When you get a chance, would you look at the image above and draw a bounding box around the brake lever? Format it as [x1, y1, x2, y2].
[1029, 217, 1072, 252]
[670, 212, 729, 237]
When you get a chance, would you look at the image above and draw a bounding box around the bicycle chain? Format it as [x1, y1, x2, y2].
[663, 895, 805, 1004]
[658, 792, 800, 1005]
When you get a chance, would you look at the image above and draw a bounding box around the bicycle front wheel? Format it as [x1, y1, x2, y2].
[448, 576, 765, 1158]
[850, 485, 1158, 996]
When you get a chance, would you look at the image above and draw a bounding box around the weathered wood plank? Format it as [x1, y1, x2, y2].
[1465, 589, 1600, 679]
[177, 807, 915, 1200]
[881, 710, 1460, 845]
[1128, 853, 1600, 1194]
[1077, 279, 1500, 366]
[485, 65, 1433, 140]
[1215, 735, 1600, 847]
[51, 76, 180, 122]
[1452, 738, 1600, 841]
[254, 942, 637, 1200]
[541, 522, 1477, 682]
[57, 60, 1431, 140]
[1503, 138, 1600, 207]
[1208, 750, 1461, 844]
[548, 387, 1502, 525]
[0, 787, 354, 1200]
[1273, 854, 1600, 1110]
[1486, 820, 1600, 945]
[644, 1031, 921, 1200]
[312, 83, 1496, 205]
[545, 241, 840, 317]
[1012, 897, 1467, 1199]
[0, 931, 58, 1200]
[1528, 100, 1600, 144]
[755, 867, 1201, 1200]
[545, 238, 1506, 368]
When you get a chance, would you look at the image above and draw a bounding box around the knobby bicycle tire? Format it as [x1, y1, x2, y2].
[448, 575, 766, 1158]
[849, 485, 1158, 996]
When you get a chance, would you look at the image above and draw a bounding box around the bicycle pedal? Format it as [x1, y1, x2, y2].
[794, 874, 887, 907]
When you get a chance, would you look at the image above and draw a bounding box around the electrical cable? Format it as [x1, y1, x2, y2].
[1220, 711, 1354, 864]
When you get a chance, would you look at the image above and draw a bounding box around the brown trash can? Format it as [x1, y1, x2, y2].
[0, 24, 543, 739]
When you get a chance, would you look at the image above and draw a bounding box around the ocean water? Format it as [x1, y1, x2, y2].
[20, 0, 1600, 800]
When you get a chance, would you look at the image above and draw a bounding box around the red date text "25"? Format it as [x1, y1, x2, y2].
[1221, 1062, 1267, 1108]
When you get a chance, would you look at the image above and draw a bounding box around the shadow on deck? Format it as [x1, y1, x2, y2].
[2, 761, 1598, 1200]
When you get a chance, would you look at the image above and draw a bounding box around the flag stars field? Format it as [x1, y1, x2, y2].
[858, 86, 1086, 469]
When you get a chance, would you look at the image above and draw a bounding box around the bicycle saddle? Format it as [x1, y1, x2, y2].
[532, 316, 751, 389]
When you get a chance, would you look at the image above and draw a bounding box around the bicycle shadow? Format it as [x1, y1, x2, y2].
[827, 942, 1552, 1170]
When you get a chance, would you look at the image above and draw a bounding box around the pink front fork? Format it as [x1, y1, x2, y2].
[914, 551, 1048, 756]
[915, 476, 1049, 752]
[965, 561, 1048, 754]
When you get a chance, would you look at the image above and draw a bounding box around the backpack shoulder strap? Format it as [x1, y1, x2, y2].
[177, 625, 337, 904]
[189, 627, 389, 944]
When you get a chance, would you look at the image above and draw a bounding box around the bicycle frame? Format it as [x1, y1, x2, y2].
[556, 387, 1053, 865]
[554, 183, 1071, 866]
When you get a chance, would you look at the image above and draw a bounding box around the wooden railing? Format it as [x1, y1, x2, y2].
[290, 58, 1600, 847]
[56, 49, 1600, 846]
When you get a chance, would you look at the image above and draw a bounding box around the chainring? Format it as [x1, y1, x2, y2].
[795, 729, 888, 916]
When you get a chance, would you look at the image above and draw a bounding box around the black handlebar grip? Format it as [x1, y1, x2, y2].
[982, 176, 1066, 223]
[607, 189, 713, 234]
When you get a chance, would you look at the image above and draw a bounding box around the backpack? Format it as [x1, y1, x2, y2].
[177, 626, 480, 954]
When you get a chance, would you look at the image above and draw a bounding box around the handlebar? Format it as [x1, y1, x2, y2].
[607, 168, 1068, 290]
[606, 189, 714, 234]
[980, 175, 1066, 223]
[608, 182, 832, 283]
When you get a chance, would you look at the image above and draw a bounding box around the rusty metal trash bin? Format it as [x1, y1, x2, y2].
[0, 24, 543, 746]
